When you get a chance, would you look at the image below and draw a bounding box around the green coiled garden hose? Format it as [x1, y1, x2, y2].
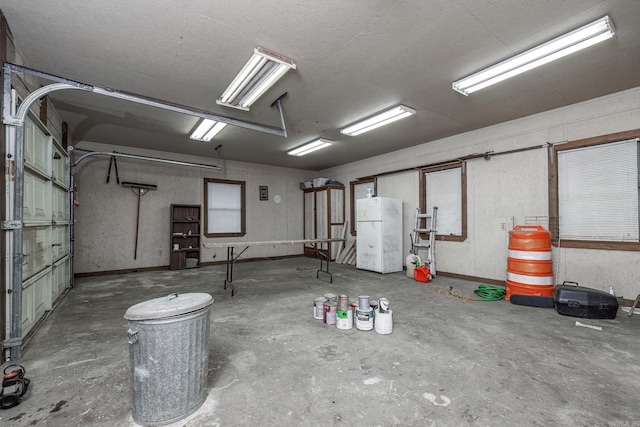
[473, 284, 506, 301]
[447, 284, 506, 301]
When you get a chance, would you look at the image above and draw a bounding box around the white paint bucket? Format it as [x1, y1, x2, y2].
[406, 254, 421, 278]
[374, 309, 393, 335]
[325, 301, 337, 325]
[314, 297, 327, 320]
[356, 308, 374, 331]
[336, 308, 353, 330]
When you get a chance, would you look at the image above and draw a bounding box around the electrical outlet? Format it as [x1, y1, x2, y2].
[500, 222, 506, 231]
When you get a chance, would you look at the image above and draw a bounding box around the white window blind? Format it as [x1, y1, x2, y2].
[558, 138, 639, 241]
[426, 167, 462, 236]
[207, 182, 242, 234]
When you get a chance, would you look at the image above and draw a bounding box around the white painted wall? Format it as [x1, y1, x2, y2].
[73, 141, 313, 274]
[320, 87, 640, 299]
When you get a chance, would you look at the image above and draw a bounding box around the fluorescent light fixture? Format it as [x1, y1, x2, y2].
[287, 139, 333, 156]
[190, 119, 227, 141]
[340, 105, 416, 136]
[217, 47, 296, 111]
[452, 16, 615, 96]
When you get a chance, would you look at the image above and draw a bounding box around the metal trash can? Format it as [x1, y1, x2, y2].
[124, 293, 213, 426]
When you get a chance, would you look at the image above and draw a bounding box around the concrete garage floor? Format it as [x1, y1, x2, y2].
[2, 257, 639, 427]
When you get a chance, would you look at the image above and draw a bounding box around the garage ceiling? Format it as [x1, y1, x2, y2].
[1, 1, 639, 171]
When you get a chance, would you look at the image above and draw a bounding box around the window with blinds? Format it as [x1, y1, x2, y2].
[557, 138, 639, 242]
[204, 178, 246, 237]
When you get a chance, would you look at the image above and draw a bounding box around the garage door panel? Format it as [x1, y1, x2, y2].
[52, 187, 67, 221]
[32, 273, 51, 319]
[22, 228, 35, 279]
[52, 146, 67, 184]
[52, 258, 69, 302]
[21, 284, 34, 336]
[21, 271, 52, 336]
[22, 227, 50, 280]
[24, 118, 50, 174]
[23, 173, 34, 220]
[23, 172, 51, 223]
[33, 176, 49, 221]
[52, 226, 69, 261]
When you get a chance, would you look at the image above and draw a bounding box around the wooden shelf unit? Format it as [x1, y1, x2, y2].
[303, 185, 345, 260]
[170, 204, 201, 270]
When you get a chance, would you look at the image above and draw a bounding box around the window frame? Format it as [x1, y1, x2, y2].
[419, 161, 467, 242]
[548, 128, 640, 251]
[203, 178, 246, 238]
[349, 178, 376, 236]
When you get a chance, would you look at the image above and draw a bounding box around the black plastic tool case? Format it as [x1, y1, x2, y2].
[554, 282, 619, 319]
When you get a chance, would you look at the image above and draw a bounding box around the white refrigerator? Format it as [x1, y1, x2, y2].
[356, 197, 403, 273]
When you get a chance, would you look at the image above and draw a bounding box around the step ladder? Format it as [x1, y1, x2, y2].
[411, 206, 438, 276]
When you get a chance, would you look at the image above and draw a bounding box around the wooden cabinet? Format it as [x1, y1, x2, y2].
[303, 185, 345, 260]
[170, 204, 201, 269]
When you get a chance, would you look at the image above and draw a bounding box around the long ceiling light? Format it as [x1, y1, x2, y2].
[190, 119, 227, 141]
[217, 47, 296, 111]
[340, 105, 416, 136]
[287, 139, 333, 156]
[452, 16, 615, 96]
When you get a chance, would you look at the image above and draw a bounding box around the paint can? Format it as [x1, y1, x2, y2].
[379, 297, 390, 313]
[336, 308, 353, 330]
[338, 295, 349, 311]
[374, 309, 393, 335]
[324, 293, 337, 303]
[314, 297, 327, 320]
[356, 308, 374, 331]
[358, 295, 370, 311]
[324, 301, 337, 325]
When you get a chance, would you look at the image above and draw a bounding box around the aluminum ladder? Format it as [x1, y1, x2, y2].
[411, 206, 438, 276]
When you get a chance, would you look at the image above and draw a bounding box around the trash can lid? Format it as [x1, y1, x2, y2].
[124, 293, 213, 321]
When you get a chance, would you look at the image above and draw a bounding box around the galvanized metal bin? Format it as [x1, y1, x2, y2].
[124, 293, 213, 426]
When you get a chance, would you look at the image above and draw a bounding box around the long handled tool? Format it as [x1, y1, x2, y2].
[122, 182, 157, 260]
[107, 155, 120, 184]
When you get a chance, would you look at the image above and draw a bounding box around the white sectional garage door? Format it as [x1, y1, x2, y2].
[21, 116, 70, 335]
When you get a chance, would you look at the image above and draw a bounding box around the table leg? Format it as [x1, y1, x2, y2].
[224, 246, 234, 294]
[224, 246, 250, 297]
[316, 242, 333, 283]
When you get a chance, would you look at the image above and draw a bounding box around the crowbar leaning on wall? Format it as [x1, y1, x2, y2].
[122, 182, 157, 260]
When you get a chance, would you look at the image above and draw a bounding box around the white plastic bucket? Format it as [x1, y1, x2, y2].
[314, 297, 327, 320]
[324, 301, 337, 325]
[374, 309, 393, 335]
[336, 308, 353, 330]
[406, 254, 421, 278]
[356, 308, 374, 331]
